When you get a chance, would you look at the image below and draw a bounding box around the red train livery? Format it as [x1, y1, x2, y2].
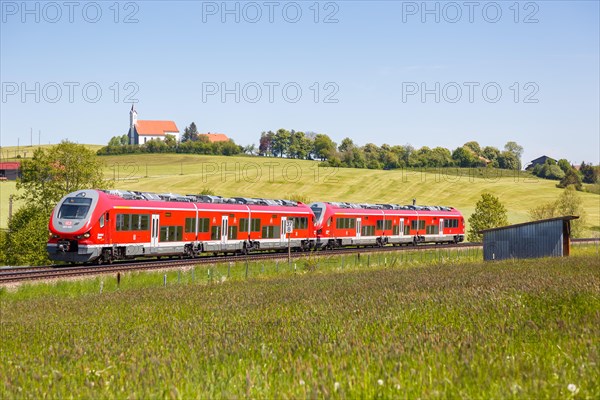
[48, 190, 315, 263]
[310, 202, 464, 248]
[47, 189, 465, 264]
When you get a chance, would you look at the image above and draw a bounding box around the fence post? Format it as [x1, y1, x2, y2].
[368, 254, 370, 267]
[245, 260, 249, 279]
[163, 274, 167, 286]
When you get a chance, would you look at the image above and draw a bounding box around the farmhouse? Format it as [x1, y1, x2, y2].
[525, 155, 556, 170]
[0, 162, 20, 181]
[199, 133, 229, 143]
[127, 105, 180, 145]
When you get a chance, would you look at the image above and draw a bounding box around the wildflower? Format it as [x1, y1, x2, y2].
[334, 382, 340, 392]
[567, 384, 577, 393]
[395, 384, 401, 390]
[377, 379, 384, 386]
[299, 379, 305, 386]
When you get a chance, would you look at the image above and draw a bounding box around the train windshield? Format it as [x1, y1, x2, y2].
[310, 203, 324, 224]
[58, 197, 93, 219]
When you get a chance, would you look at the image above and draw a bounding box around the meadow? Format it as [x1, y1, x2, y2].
[1, 246, 599, 398]
[1, 151, 598, 235]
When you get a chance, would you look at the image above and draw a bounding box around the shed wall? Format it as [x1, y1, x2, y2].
[483, 219, 563, 261]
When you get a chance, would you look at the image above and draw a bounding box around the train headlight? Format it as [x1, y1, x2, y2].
[83, 232, 91, 238]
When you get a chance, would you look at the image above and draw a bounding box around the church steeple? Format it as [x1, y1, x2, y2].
[129, 104, 138, 145]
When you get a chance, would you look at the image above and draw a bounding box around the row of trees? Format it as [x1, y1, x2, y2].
[98, 133, 242, 157]
[531, 158, 598, 191]
[259, 129, 524, 170]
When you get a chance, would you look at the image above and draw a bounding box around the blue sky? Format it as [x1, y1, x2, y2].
[1, 1, 599, 165]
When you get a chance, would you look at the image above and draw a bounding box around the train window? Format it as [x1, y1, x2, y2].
[411, 220, 425, 230]
[290, 217, 308, 230]
[426, 225, 439, 234]
[239, 218, 249, 232]
[99, 215, 105, 228]
[261, 225, 280, 239]
[116, 214, 127, 231]
[404, 225, 410, 235]
[228, 226, 237, 240]
[251, 219, 261, 232]
[376, 220, 392, 230]
[392, 225, 399, 235]
[361, 225, 375, 236]
[198, 218, 210, 233]
[160, 226, 183, 242]
[211, 226, 220, 240]
[140, 215, 150, 230]
[185, 218, 196, 233]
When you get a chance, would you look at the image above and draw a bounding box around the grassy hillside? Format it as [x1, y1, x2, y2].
[2, 253, 599, 398]
[97, 153, 600, 236]
[2, 152, 598, 235]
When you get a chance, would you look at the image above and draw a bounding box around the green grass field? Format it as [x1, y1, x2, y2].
[97, 153, 600, 235]
[1, 250, 598, 398]
[1, 151, 599, 235]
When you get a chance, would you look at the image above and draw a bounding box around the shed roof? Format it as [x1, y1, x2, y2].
[0, 162, 21, 169]
[479, 216, 579, 234]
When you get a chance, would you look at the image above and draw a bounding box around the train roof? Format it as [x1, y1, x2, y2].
[101, 189, 304, 208]
[323, 201, 456, 212]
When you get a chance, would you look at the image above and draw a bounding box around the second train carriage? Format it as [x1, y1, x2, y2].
[310, 201, 464, 249]
[48, 189, 316, 263]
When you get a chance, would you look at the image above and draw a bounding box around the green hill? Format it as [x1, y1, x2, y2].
[2, 152, 599, 235]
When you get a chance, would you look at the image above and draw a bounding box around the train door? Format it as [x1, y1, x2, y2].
[356, 218, 362, 238]
[280, 217, 287, 245]
[221, 216, 228, 245]
[151, 214, 159, 253]
[439, 218, 444, 236]
[400, 218, 404, 236]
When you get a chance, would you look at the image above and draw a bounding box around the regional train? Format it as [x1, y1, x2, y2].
[47, 189, 465, 264]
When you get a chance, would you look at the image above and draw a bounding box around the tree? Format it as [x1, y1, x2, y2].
[2, 205, 51, 266]
[557, 168, 583, 191]
[18, 141, 110, 213]
[338, 138, 354, 153]
[6, 141, 111, 265]
[313, 134, 336, 161]
[452, 146, 478, 167]
[496, 151, 520, 170]
[579, 161, 598, 184]
[272, 129, 291, 157]
[259, 131, 274, 156]
[504, 141, 523, 168]
[181, 122, 199, 142]
[464, 141, 482, 156]
[557, 159, 571, 174]
[556, 185, 586, 237]
[528, 186, 586, 237]
[467, 193, 508, 242]
[483, 146, 501, 165]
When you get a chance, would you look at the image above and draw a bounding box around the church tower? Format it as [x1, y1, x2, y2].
[129, 104, 138, 145]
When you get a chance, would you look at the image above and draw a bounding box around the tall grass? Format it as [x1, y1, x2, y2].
[1, 251, 598, 398]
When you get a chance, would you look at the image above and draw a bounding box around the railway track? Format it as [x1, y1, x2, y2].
[1, 238, 597, 284]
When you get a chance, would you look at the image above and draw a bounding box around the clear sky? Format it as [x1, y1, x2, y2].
[1, 1, 599, 165]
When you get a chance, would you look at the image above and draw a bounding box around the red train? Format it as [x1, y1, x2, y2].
[47, 189, 464, 264]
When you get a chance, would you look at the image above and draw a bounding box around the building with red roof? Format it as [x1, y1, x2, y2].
[128, 105, 180, 145]
[0, 162, 21, 180]
[199, 133, 230, 143]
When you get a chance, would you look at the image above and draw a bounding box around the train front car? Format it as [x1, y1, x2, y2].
[47, 189, 107, 263]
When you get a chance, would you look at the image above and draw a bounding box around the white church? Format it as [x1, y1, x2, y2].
[128, 105, 180, 145]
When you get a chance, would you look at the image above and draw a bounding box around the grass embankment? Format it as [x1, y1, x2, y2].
[1, 250, 599, 398]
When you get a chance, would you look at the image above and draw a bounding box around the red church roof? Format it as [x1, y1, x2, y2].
[136, 120, 179, 136]
[199, 133, 229, 143]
